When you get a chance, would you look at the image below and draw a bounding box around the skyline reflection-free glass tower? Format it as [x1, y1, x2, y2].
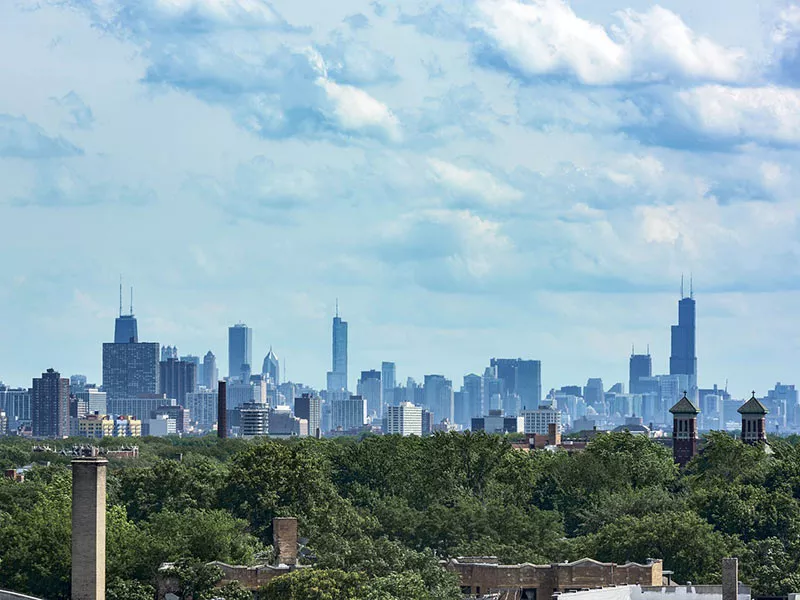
[670, 277, 697, 398]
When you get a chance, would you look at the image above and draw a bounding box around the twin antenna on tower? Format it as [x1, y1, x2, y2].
[119, 276, 134, 317]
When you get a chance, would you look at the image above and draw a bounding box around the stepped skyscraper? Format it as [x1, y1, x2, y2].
[669, 277, 697, 399]
[326, 302, 348, 393]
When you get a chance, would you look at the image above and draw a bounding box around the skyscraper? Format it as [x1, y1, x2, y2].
[357, 370, 383, 419]
[262, 348, 280, 385]
[102, 292, 160, 402]
[381, 362, 396, 406]
[295, 393, 321, 438]
[488, 358, 541, 410]
[670, 281, 697, 397]
[326, 305, 348, 392]
[629, 350, 653, 395]
[159, 358, 197, 407]
[424, 374, 454, 424]
[228, 324, 253, 381]
[114, 286, 138, 344]
[463, 373, 483, 419]
[202, 351, 218, 390]
[32, 368, 69, 438]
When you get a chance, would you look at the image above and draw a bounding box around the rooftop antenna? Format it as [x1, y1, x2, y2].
[647, 343, 650, 355]
[119, 275, 123, 317]
[335, 298, 339, 318]
[130, 286, 134, 315]
[690, 274, 694, 299]
[632, 344, 635, 355]
[680, 273, 684, 299]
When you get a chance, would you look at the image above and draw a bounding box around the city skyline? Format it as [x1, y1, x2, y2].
[0, 280, 794, 401]
[3, 0, 800, 401]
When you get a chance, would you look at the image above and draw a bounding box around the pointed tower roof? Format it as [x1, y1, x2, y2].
[738, 393, 768, 415]
[670, 392, 699, 415]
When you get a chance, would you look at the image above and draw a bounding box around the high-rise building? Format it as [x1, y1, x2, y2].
[629, 351, 653, 395]
[262, 348, 280, 385]
[159, 358, 197, 406]
[327, 307, 348, 392]
[180, 355, 201, 391]
[228, 323, 253, 381]
[295, 393, 321, 438]
[331, 394, 365, 432]
[670, 282, 697, 397]
[239, 402, 269, 438]
[583, 378, 605, 410]
[102, 294, 159, 401]
[386, 402, 423, 436]
[268, 405, 307, 438]
[482, 367, 504, 413]
[202, 351, 218, 390]
[0, 386, 31, 428]
[424, 375, 454, 424]
[521, 406, 562, 435]
[472, 409, 524, 434]
[463, 374, 483, 420]
[32, 368, 69, 438]
[185, 389, 217, 429]
[766, 383, 799, 428]
[357, 370, 383, 419]
[75, 389, 107, 416]
[381, 362, 396, 406]
[516, 360, 542, 410]
[70, 374, 88, 395]
[161, 346, 178, 361]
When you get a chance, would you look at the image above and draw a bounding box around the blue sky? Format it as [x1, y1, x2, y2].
[1, 0, 799, 397]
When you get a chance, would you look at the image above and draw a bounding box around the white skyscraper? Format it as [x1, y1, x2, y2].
[386, 402, 423, 436]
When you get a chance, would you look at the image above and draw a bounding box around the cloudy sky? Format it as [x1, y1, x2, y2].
[1, 0, 799, 397]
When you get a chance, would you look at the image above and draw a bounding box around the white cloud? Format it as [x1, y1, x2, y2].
[318, 78, 402, 142]
[674, 85, 800, 146]
[470, 0, 747, 85]
[427, 158, 523, 205]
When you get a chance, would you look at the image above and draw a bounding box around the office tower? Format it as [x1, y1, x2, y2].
[516, 360, 542, 409]
[32, 368, 69, 438]
[463, 374, 483, 420]
[421, 409, 433, 435]
[76, 389, 107, 416]
[629, 350, 652, 395]
[331, 394, 366, 432]
[471, 409, 524, 434]
[161, 346, 178, 361]
[159, 358, 197, 406]
[180, 355, 201, 391]
[107, 394, 169, 422]
[326, 306, 348, 392]
[153, 404, 189, 433]
[583, 378, 604, 410]
[670, 280, 697, 397]
[185, 389, 217, 429]
[490, 358, 518, 395]
[482, 367, 504, 413]
[521, 406, 562, 435]
[357, 369, 382, 419]
[70, 374, 88, 394]
[228, 323, 253, 381]
[670, 393, 700, 466]
[295, 393, 321, 438]
[454, 390, 470, 427]
[386, 402, 423, 436]
[268, 405, 307, 438]
[424, 375, 454, 424]
[0, 386, 31, 428]
[381, 362, 396, 406]
[262, 347, 280, 385]
[102, 292, 159, 402]
[202, 351, 218, 390]
[766, 383, 799, 427]
[739, 394, 768, 445]
[239, 402, 269, 438]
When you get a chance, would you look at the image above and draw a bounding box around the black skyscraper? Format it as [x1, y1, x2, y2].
[32, 368, 69, 438]
[629, 350, 653, 395]
[159, 358, 197, 406]
[670, 281, 697, 394]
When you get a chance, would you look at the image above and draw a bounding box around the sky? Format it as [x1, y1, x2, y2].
[1, 0, 800, 397]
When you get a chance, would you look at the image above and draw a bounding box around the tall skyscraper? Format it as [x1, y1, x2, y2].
[463, 373, 483, 419]
[295, 393, 321, 438]
[629, 350, 653, 395]
[424, 374, 454, 424]
[670, 280, 697, 397]
[102, 292, 160, 402]
[228, 323, 253, 381]
[32, 368, 69, 438]
[202, 351, 218, 390]
[489, 358, 542, 410]
[159, 358, 197, 407]
[381, 362, 396, 406]
[326, 305, 348, 392]
[262, 348, 280, 385]
[583, 378, 605, 411]
[357, 370, 383, 419]
[331, 394, 365, 432]
[114, 286, 138, 344]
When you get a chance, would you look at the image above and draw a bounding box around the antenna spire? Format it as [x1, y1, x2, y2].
[690, 274, 694, 299]
[680, 273, 684, 298]
[646, 343, 650, 355]
[130, 286, 134, 315]
[119, 275, 123, 317]
[335, 298, 339, 318]
[632, 343, 635, 356]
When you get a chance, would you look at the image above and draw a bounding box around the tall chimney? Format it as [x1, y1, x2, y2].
[273, 517, 298, 567]
[722, 558, 738, 600]
[72, 457, 107, 600]
[217, 381, 227, 439]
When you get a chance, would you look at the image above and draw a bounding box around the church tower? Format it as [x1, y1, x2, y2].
[670, 393, 700, 467]
[738, 393, 768, 445]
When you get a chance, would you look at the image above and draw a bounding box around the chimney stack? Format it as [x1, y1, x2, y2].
[217, 381, 227, 439]
[71, 457, 108, 600]
[273, 517, 298, 567]
[722, 558, 738, 600]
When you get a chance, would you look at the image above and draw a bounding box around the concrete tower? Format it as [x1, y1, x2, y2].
[71, 457, 107, 600]
[669, 393, 700, 467]
[738, 393, 768, 445]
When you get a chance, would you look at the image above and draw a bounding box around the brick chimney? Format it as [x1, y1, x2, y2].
[273, 517, 298, 566]
[722, 558, 738, 600]
[72, 457, 108, 600]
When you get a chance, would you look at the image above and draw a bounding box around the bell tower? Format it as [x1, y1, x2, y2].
[669, 392, 700, 467]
